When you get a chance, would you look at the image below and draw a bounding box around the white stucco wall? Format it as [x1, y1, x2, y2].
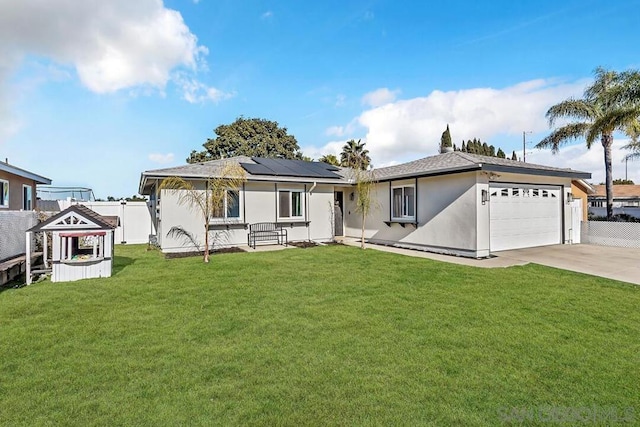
[344, 170, 574, 258]
[158, 181, 336, 253]
[344, 172, 480, 257]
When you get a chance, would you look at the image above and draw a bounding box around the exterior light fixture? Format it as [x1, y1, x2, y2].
[481, 189, 489, 204]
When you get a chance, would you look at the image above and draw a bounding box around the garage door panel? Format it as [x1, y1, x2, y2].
[490, 184, 561, 252]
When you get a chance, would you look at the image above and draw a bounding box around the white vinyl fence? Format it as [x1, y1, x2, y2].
[0, 211, 37, 261]
[51, 200, 155, 245]
[581, 221, 640, 248]
[80, 201, 155, 244]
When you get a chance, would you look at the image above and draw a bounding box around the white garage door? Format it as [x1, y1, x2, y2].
[490, 184, 562, 252]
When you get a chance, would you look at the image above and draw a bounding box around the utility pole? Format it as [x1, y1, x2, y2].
[522, 131, 532, 162]
[626, 157, 628, 181]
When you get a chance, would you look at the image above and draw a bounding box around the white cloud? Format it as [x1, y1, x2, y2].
[261, 11, 273, 19]
[325, 118, 358, 137]
[148, 152, 175, 164]
[335, 94, 346, 107]
[527, 139, 640, 185]
[361, 88, 401, 107]
[326, 126, 346, 137]
[302, 140, 346, 162]
[174, 74, 235, 104]
[351, 79, 586, 163]
[0, 0, 207, 94]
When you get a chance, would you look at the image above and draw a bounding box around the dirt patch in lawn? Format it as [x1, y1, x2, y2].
[289, 241, 320, 249]
[165, 247, 246, 259]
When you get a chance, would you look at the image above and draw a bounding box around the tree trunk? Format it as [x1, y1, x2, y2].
[361, 212, 366, 249]
[203, 222, 210, 263]
[602, 134, 614, 220]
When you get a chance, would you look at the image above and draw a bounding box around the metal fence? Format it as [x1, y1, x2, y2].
[0, 211, 38, 261]
[581, 221, 640, 248]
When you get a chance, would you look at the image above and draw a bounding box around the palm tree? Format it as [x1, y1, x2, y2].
[536, 67, 640, 220]
[159, 162, 246, 262]
[340, 139, 371, 170]
[318, 154, 340, 166]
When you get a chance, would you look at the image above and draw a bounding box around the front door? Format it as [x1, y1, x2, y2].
[334, 191, 344, 237]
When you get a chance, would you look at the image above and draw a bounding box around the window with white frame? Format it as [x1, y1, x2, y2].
[212, 190, 241, 220]
[0, 179, 8, 208]
[278, 189, 304, 219]
[23, 185, 32, 210]
[391, 185, 415, 220]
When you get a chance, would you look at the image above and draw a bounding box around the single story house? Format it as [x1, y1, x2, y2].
[139, 152, 590, 258]
[0, 160, 51, 210]
[589, 184, 640, 218]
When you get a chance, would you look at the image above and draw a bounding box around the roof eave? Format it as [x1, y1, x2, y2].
[481, 164, 591, 180]
[0, 162, 52, 184]
[376, 165, 481, 182]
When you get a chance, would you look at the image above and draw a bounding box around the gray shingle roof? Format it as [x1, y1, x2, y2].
[140, 152, 591, 194]
[140, 156, 354, 193]
[374, 152, 590, 181]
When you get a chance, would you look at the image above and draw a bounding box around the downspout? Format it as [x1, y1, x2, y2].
[307, 182, 316, 242]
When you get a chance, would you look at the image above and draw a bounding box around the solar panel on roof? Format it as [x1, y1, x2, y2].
[240, 157, 342, 179]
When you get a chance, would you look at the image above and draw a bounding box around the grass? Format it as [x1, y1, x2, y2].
[0, 244, 638, 426]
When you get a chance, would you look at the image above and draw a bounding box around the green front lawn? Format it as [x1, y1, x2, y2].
[1, 245, 638, 425]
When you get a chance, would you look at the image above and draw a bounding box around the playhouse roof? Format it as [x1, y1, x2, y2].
[28, 205, 117, 232]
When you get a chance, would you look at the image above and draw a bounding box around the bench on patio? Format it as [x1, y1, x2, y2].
[247, 222, 288, 249]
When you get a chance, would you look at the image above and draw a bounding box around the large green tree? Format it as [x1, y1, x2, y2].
[340, 139, 371, 170]
[535, 67, 640, 220]
[187, 117, 303, 163]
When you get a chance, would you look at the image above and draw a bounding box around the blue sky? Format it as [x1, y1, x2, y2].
[1, 0, 639, 198]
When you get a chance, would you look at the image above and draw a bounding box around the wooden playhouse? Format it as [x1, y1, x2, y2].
[26, 205, 117, 283]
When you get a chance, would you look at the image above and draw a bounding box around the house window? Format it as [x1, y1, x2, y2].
[23, 185, 33, 210]
[212, 190, 241, 219]
[392, 185, 415, 220]
[0, 179, 8, 208]
[278, 190, 304, 219]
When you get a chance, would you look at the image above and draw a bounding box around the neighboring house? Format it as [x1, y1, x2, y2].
[589, 185, 640, 218]
[139, 152, 590, 258]
[0, 160, 51, 210]
[571, 179, 595, 221]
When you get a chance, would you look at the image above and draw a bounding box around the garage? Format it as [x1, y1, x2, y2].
[489, 184, 562, 252]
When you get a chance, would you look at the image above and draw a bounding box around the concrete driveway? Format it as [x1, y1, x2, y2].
[494, 244, 640, 285]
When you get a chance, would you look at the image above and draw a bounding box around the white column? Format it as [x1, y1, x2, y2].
[43, 232, 49, 268]
[26, 232, 32, 285]
[67, 237, 73, 260]
[93, 236, 98, 258]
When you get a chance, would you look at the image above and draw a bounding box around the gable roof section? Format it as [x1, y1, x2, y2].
[0, 161, 51, 184]
[591, 184, 640, 199]
[29, 204, 116, 232]
[374, 152, 591, 181]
